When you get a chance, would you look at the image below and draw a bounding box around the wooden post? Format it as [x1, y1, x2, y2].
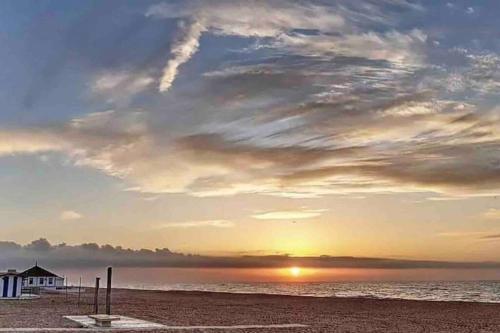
[105, 267, 112, 315]
[77, 277, 81, 308]
[94, 277, 100, 314]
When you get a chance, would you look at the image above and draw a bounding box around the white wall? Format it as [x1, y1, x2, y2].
[23, 276, 64, 288]
[55, 277, 64, 286]
[0, 275, 22, 298]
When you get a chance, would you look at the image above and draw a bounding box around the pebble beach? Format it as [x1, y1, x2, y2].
[1, 288, 500, 332]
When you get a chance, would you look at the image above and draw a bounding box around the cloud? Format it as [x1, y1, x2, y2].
[482, 209, 500, 220]
[91, 70, 154, 103]
[60, 210, 84, 221]
[146, 1, 345, 38]
[147, 0, 342, 92]
[159, 220, 234, 228]
[252, 209, 327, 220]
[277, 29, 427, 65]
[436, 50, 500, 96]
[2, 238, 500, 269]
[147, 0, 427, 92]
[2, 101, 500, 199]
[25, 238, 52, 252]
[2, 2, 500, 200]
[437, 231, 487, 238]
[158, 20, 204, 92]
[480, 234, 500, 240]
[0, 130, 65, 156]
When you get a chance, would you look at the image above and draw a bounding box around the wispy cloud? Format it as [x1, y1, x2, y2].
[437, 231, 500, 241]
[482, 208, 500, 220]
[91, 70, 154, 104]
[252, 209, 327, 220]
[147, 0, 425, 92]
[159, 220, 234, 228]
[480, 234, 500, 240]
[157, 20, 204, 92]
[3, 104, 500, 199]
[437, 231, 486, 238]
[2, 1, 500, 201]
[60, 210, 83, 221]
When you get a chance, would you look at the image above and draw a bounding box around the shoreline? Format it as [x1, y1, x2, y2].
[113, 287, 500, 305]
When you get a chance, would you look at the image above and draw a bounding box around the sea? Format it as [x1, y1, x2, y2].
[58, 267, 500, 304]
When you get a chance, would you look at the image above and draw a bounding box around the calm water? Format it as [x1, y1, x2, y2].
[56, 267, 500, 303]
[116, 281, 500, 303]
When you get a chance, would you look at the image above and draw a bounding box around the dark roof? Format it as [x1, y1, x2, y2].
[19, 265, 60, 278]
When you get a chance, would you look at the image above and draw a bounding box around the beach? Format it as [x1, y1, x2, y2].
[1, 288, 500, 332]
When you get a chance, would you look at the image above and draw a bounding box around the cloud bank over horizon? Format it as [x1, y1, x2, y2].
[2, 238, 500, 270]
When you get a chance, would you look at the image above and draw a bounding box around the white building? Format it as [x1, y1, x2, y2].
[20, 264, 64, 289]
[0, 270, 22, 298]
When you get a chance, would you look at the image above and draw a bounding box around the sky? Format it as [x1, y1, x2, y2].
[2, 0, 500, 272]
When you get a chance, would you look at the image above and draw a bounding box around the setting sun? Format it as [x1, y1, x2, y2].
[290, 266, 301, 277]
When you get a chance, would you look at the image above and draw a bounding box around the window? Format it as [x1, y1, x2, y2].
[48, 278, 53, 284]
[28, 278, 33, 285]
[39, 278, 45, 285]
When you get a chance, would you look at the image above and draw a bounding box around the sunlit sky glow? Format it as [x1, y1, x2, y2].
[2, 0, 500, 269]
